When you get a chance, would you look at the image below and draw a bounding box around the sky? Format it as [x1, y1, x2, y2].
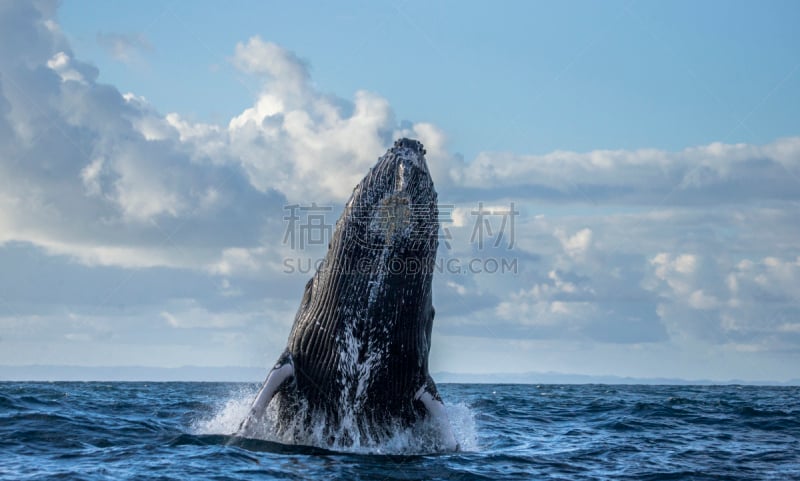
[1, 0, 799, 382]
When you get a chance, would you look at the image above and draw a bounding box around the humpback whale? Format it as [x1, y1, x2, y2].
[238, 138, 457, 451]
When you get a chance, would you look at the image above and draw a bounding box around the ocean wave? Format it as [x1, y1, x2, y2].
[1, 382, 799, 480]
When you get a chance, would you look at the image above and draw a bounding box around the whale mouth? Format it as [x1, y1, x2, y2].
[353, 138, 432, 199]
[390, 139, 431, 193]
[389, 137, 429, 181]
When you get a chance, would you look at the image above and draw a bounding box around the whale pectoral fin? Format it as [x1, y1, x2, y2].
[249, 362, 294, 414]
[236, 354, 294, 436]
[415, 384, 459, 452]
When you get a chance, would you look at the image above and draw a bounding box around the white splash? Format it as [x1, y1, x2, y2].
[191, 386, 256, 435]
[193, 388, 479, 454]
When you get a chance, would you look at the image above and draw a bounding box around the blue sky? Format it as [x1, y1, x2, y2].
[58, 0, 800, 158]
[1, 0, 799, 381]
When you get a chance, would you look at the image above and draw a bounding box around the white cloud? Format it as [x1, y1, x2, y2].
[555, 227, 592, 260]
[208, 247, 267, 276]
[96, 32, 153, 64]
[445, 281, 467, 296]
[232, 37, 309, 83]
[160, 300, 253, 329]
[688, 290, 719, 310]
[0, 9, 286, 270]
[47, 51, 87, 83]
[224, 36, 462, 203]
[80, 156, 105, 196]
[456, 137, 800, 205]
[649, 252, 698, 295]
[642, 250, 800, 348]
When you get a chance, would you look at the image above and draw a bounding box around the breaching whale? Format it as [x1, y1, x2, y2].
[238, 138, 457, 451]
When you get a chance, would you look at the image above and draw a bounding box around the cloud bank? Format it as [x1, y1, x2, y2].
[1, 1, 798, 379]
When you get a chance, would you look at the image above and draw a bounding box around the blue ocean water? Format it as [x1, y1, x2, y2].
[1, 382, 798, 480]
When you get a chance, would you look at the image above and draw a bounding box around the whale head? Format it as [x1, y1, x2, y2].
[345, 137, 437, 253]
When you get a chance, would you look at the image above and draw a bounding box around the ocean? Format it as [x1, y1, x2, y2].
[1, 382, 798, 480]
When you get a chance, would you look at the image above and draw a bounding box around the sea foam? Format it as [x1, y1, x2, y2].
[193, 386, 478, 454]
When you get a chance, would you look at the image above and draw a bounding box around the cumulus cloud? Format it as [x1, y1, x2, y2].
[555, 227, 593, 260]
[429, 197, 799, 352]
[0, 5, 280, 271]
[642, 252, 800, 350]
[223, 36, 462, 203]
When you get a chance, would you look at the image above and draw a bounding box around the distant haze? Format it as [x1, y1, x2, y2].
[1, 366, 798, 387]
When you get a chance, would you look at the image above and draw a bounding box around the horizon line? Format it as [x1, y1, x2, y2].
[0, 365, 797, 386]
